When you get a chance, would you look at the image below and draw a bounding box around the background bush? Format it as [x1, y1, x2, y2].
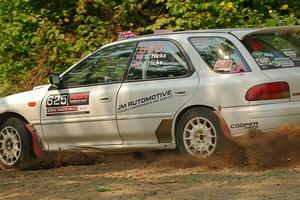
[0, 0, 299, 96]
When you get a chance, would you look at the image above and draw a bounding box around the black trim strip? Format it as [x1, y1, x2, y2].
[46, 111, 90, 116]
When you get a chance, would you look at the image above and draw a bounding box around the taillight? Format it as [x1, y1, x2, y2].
[245, 82, 290, 101]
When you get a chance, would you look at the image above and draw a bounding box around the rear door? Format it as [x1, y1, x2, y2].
[243, 33, 300, 101]
[116, 40, 198, 144]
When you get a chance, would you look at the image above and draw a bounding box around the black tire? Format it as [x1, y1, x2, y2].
[0, 118, 32, 169]
[176, 107, 224, 157]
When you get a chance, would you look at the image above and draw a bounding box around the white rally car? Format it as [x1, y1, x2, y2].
[0, 26, 300, 169]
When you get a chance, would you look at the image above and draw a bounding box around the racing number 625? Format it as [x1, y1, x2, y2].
[46, 94, 68, 107]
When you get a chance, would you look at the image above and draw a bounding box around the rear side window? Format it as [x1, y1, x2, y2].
[190, 37, 250, 73]
[243, 33, 300, 70]
[126, 40, 189, 81]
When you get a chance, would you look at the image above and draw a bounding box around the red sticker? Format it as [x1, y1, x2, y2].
[246, 40, 262, 51]
[69, 93, 89, 101]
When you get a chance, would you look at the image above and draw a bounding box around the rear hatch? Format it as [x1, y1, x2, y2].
[237, 27, 300, 102]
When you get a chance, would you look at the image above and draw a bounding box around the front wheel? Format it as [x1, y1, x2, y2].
[0, 118, 32, 169]
[176, 107, 224, 157]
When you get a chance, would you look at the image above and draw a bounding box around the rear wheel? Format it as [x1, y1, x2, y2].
[176, 107, 224, 157]
[0, 118, 32, 169]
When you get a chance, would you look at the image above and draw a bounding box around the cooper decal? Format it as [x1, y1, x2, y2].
[117, 90, 172, 113]
[46, 92, 90, 116]
[231, 122, 259, 129]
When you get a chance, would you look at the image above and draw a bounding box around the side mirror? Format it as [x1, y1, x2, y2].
[49, 73, 61, 87]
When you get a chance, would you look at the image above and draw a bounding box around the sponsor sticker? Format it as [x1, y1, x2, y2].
[289, 55, 300, 61]
[272, 57, 295, 67]
[282, 49, 297, 57]
[46, 92, 90, 116]
[255, 57, 272, 66]
[214, 60, 233, 72]
[117, 90, 173, 113]
[252, 51, 264, 58]
[231, 122, 259, 129]
[131, 43, 164, 68]
[264, 52, 274, 57]
[281, 49, 300, 61]
[69, 93, 89, 106]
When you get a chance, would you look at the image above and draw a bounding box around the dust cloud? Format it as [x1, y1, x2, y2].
[229, 124, 300, 168]
[20, 124, 300, 170]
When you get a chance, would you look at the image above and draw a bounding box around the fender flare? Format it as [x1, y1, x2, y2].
[213, 111, 231, 138]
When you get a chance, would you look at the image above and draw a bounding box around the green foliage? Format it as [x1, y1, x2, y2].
[96, 187, 112, 192]
[148, 0, 300, 30]
[0, 0, 299, 96]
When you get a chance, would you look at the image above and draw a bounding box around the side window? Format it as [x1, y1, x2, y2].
[190, 37, 250, 73]
[126, 41, 189, 81]
[62, 43, 136, 88]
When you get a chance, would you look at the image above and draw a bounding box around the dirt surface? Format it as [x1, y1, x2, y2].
[1, 125, 300, 200]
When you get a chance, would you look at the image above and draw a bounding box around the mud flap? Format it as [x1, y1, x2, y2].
[214, 111, 231, 138]
[25, 124, 45, 159]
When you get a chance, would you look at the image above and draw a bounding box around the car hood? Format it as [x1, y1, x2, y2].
[0, 85, 50, 107]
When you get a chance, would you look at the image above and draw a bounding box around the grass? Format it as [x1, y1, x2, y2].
[96, 187, 112, 192]
[179, 175, 202, 183]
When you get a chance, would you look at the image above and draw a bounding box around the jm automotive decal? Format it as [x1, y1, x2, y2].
[46, 92, 90, 116]
[117, 90, 172, 113]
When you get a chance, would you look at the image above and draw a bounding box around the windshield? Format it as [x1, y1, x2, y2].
[243, 33, 300, 70]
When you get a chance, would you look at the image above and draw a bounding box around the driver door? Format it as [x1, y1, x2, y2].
[40, 43, 136, 150]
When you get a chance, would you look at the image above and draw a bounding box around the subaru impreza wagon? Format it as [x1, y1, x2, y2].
[0, 26, 300, 169]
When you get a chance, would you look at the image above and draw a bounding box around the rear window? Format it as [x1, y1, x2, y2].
[243, 33, 300, 70]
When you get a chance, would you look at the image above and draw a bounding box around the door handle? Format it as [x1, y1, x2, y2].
[99, 96, 112, 103]
[174, 90, 188, 96]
